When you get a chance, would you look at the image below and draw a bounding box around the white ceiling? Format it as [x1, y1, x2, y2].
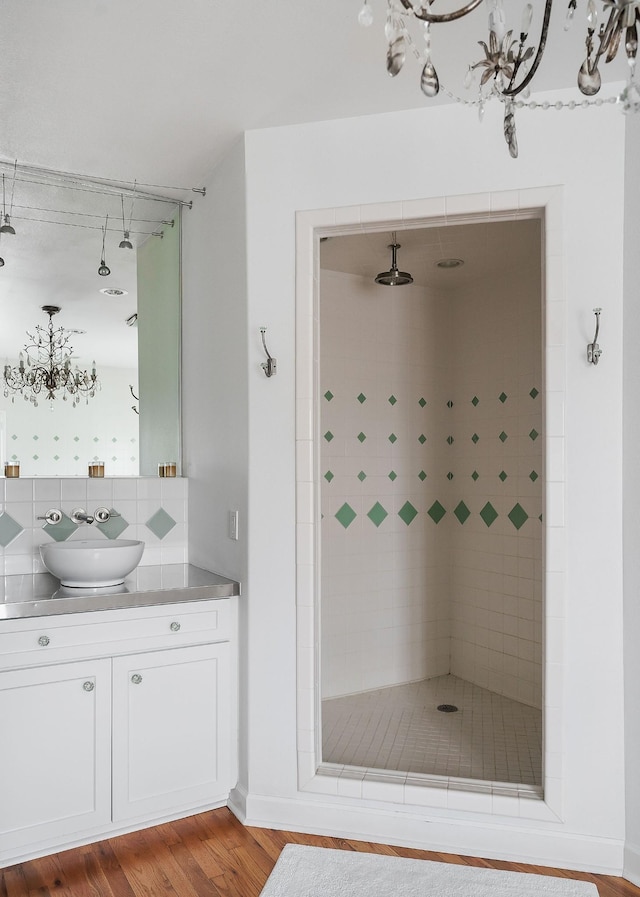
[0, 2, 629, 369]
[320, 218, 541, 289]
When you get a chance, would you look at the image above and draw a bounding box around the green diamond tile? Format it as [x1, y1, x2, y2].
[324, 390, 334, 401]
[73, 455, 80, 461]
[388, 471, 397, 481]
[335, 503, 357, 529]
[471, 396, 479, 407]
[472, 433, 480, 444]
[480, 502, 499, 527]
[357, 392, 367, 404]
[418, 434, 426, 445]
[0, 513, 23, 548]
[53, 436, 59, 441]
[418, 397, 427, 408]
[529, 470, 539, 482]
[388, 395, 397, 405]
[357, 471, 367, 482]
[529, 429, 539, 441]
[53, 455, 60, 461]
[471, 470, 479, 481]
[499, 431, 508, 443]
[428, 501, 446, 524]
[418, 470, 427, 481]
[32, 435, 39, 441]
[454, 501, 471, 525]
[508, 503, 529, 531]
[530, 387, 539, 399]
[447, 400, 454, 408]
[367, 502, 388, 528]
[112, 437, 117, 443]
[388, 433, 397, 444]
[398, 501, 418, 526]
[93, 436, 99, 443]
[43, 513, 78, 542]
[499, 392, 508, 403]
[324, 430, 334, 442]
[446, 435, 454, 445]
[324, 470, 334, 482]
[97, 511, 129, 540]
[447, 472, 454, 481]
[73, 436, 79, 442]
[32, 454, 39, 460]
[11, 434, 17, 441]
[357, 432, 366, 443]
[499, 470, 508, 482]
[539, 514, 543, 522]
[146, 507, 177, 540]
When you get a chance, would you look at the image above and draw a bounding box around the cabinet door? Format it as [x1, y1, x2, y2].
[112, 642, 230, 823]
[0, 658, 112, 860]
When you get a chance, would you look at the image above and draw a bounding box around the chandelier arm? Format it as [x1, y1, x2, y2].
[397, 0, 484, 24]
[502, 0, 553, 97]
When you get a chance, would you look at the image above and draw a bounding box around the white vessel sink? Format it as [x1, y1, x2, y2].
[40, 539, 145, 588]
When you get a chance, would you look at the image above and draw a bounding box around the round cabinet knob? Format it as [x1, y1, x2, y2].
[131, 673, 143, 685]
[38, 635, 50, 647]
[83, 681, 95, 692]
[170, 621, 181, 632]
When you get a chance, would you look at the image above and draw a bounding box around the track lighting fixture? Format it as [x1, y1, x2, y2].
[119, 194, 133, 249]
[0, 165, 17, 235]
[98, 214, 110, 276]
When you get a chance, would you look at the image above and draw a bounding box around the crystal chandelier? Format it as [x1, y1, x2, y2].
[3, 305, 100, 407]
[358, 0, 640, 157]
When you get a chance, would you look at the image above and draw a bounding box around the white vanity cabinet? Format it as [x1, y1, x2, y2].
[0, 658, 112, 855]
[112, 641, 230, 822]
[0, 599, 236, 867]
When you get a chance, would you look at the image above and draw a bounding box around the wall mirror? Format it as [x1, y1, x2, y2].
[0, 163, 182, 477]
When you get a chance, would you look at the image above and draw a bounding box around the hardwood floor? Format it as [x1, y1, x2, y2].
[2, 807, 640, 897]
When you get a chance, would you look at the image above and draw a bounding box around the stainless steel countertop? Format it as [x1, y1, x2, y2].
[0, 564, 240, 620]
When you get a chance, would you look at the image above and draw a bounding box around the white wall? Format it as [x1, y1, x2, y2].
[181, 139, 249, 786]
[182, 91, 628, 871]
[623, 110, 640, 885]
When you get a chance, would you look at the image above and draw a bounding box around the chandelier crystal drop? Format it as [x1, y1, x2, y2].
[3, 306, 100, 407]
[358, 0, 640, 157]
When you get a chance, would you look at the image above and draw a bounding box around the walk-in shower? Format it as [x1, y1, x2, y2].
[318, 218, 543, 789]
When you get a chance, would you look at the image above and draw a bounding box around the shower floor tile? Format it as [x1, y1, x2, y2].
[322, 674, 542, 786]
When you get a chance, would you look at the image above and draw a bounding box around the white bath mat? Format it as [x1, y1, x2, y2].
[259, 844, 599, 897]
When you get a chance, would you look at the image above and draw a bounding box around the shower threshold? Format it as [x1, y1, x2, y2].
[321, 674, 542, 788]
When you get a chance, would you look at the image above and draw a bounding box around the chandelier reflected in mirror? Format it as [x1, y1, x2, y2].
[3, 305, 100, 407]
[358, 0, 640, 157]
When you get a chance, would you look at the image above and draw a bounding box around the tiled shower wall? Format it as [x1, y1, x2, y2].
[320, 263, 542, 708]
[0, 476, 187, 575]
[321, 270, 451, 698]
[448, 267, 543, 707]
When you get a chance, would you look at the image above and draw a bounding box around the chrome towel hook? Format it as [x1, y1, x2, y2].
[260, 328, 277, 377]
[587, 308, 603, 365]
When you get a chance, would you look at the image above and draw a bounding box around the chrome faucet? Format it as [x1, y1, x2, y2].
[71, 507, 113, 525]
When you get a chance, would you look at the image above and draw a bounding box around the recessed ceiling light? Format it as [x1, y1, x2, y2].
[100, 287, 128, 296]
[436, 258, 464, 269]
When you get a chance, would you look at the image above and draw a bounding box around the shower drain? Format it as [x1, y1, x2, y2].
[437, 704, 459, 713]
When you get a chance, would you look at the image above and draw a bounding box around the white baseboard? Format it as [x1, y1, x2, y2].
[239, 791, 624, 876]
[624, 842, 640, 886]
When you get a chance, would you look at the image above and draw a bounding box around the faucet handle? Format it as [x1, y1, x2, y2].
[37, 508, 63, 525]
[94, 507, 111, 523]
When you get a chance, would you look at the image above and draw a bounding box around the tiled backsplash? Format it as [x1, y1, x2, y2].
[0, 476, 187, 575]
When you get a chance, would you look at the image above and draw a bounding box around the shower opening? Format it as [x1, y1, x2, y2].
[318, 216, 543, 790]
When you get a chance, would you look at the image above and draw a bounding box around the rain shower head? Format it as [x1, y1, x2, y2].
[375, 233, 413, 287]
